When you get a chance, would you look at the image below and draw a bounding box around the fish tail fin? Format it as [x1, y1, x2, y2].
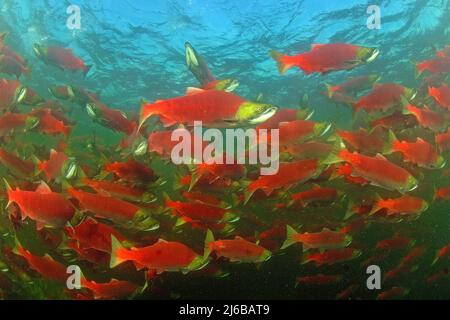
[280, 225, 298, 250]
[269, 50, 294, 75]
[110, 235, 127, 268]
[204, 229, 215, 259]
[83, 65, 92, 77]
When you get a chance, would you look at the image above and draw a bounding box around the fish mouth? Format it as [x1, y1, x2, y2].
[315, 122, 332, 137]
[25, 116, 40, 130]
[365, 48, 380, 63]
[133, 139, 148, 156]
[63, 159, 78, 179]
[224, 79, 239, 92]
[298, 108, 315, 120]
[185, 42, 199, 67]
[85, 103, 101, 118]
[433, 157, 446, 170]
[16, 87, 27, 103]
[248, 106, 278, 124]
[33, 44, 42, 58]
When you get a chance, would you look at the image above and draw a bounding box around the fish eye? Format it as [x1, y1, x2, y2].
[64, 162, 78, 179]
[366, 48, 380, 62]
[32, 44, 41, 57]
[86, 103, 99, 118]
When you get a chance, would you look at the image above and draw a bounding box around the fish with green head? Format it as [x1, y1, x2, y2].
[139, 88, 277, 128]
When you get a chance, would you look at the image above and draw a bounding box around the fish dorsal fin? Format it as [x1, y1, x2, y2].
[322, 228, 331, 232]
[311, 44, 325, 50]
[375, 153, 387, 161]
[157, 238, 168, 243]
[36, 181, 52, 194]
[186, 87, 205, 95]
[235, 236, 245, 241]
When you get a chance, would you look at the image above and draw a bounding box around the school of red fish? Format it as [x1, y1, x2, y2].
[0, 30, 450, 299]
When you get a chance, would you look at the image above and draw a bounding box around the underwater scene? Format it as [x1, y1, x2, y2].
[0, 0, 449, 300]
